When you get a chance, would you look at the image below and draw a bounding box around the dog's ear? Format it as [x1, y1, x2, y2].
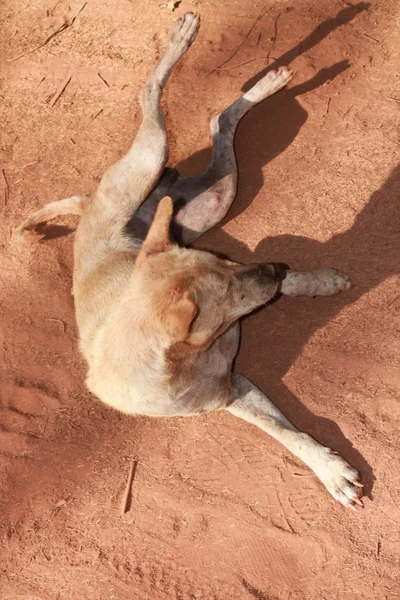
[137, 196, 175, 264]
[159, 288, 198, 342]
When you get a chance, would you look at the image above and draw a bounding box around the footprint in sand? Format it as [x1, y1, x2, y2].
[0, 383, 60, 460]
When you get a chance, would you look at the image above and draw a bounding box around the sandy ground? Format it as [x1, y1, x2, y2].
[1, 0, 400, 598]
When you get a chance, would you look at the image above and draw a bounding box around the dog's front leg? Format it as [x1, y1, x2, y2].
[226, 373, 363, 509]
[279, 268, 351, 297]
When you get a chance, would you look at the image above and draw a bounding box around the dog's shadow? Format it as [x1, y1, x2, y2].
[173, 2, 397, 499]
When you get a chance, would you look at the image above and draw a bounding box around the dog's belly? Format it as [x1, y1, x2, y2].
[85, 323, 241, 417]
[86, 371, 230, 417]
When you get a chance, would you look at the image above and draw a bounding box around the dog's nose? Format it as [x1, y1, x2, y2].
[268, 262, 291, 281]
[237, 262, 281, 286]
[256, 263, 277, 280]
[257, 262, 292, 282]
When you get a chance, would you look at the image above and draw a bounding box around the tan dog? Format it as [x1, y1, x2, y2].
[17, 13, 363, 509]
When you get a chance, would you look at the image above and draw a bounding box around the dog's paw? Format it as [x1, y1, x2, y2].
[280, 268, 351, 297]
[315, 448, 364, 510]
[311, 268, 351, 295]
[244, 67, 294, 103]
[169, 12, 200, 51]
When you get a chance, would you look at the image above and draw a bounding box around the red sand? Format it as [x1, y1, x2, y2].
[1, 1, 399, 598]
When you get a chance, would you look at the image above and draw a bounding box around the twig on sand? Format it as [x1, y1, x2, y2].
[48, 73, 72, 107]
[362, 32, 380, 43]
[215, 55, 278, 72]
[97, 72, 110, 88]
[121, 460, 137, 515]
[91, 108, 104, 120]
[265, 12, 281, 63]
[287, 154, 305, 173]
[203, 7, 272, 77]
[36, 76, 46, 90]
[2, 169, 9, 205]
[326, 97, 332, 115]
[7, 2, 87, 63]
[388, 293, 400, 308]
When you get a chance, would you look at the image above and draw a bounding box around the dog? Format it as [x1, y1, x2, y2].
[17, 13, 363, 509]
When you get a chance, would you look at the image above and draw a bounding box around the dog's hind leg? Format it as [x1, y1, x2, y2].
[92, 13, 200, 234]
[134, 67, 293, 244]
[173, 67, 294, 243]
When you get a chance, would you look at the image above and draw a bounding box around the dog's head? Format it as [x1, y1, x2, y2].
[134, 197, 279, 350]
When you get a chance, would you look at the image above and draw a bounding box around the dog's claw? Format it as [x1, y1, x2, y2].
[353, 480, 364, 488]
[314, 448, 364, 509]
